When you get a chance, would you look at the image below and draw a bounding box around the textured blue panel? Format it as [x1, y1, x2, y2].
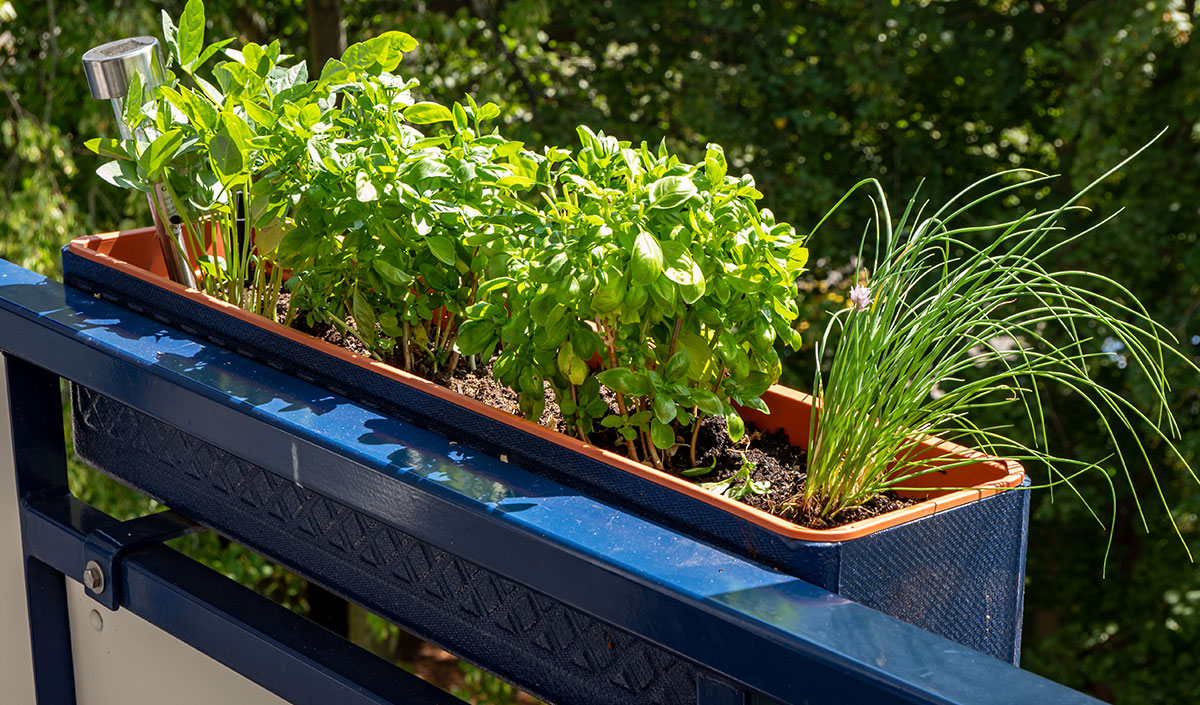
[73, 385, 696, 705]
[64, 247, 1029, 664]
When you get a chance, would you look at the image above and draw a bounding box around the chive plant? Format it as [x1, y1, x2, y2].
[803, 137, 1199, 555]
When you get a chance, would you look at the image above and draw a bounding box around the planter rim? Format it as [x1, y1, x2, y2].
[68, 227, 1026, 543]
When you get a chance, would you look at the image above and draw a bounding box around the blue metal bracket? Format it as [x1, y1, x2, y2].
[21, 496, 455, 705]
[81, 510, 202, 610]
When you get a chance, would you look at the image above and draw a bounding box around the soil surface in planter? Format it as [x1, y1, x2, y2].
[283, 296, 914, 529]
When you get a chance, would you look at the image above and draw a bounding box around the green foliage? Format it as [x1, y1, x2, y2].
[8, 0, 1200, 700]
[102, 4, 807, 473]
[473, 128, 806, 467]
[277, 70, 527, 372]
[804, 163, 1198, 551]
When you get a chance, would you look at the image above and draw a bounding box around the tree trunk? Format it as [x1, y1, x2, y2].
[307, 0, 347, 76]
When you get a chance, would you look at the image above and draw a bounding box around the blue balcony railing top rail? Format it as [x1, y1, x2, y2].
[0, 257, 1100, 705]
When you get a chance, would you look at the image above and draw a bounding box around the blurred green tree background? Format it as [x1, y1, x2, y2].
[4, 1, 1199, 702]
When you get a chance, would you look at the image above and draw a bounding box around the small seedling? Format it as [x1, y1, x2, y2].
[700, 455, 771, 501]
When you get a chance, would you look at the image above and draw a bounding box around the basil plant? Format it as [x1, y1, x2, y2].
[460, 128, 809, 469]
[87, 0, 315, 318]
[276, 69, 532, 371]
[88, 0, 812, 473]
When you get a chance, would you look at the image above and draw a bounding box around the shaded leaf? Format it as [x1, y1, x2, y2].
[596, 368, 650, 396]
[426, 234, 456, 265]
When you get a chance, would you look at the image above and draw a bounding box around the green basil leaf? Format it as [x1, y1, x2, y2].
[178, 0, 205, 67]
[85, 138, 131, 161]
[518, 369, 542, 397]
[476, 277, 514, 296]
[426, 234, 456, 265]
[456, 319, 496, 356]
[378, 312, 403, 338]
[139, 129, 184, 178]
[209, 130, 243, 178]
[405, 102, 454, 124]
[651, 418, 676, 449]
[689, 389, 724, 416]
[452, 102, 469, 131]
[740, 396, 770, 414]
[352, 287, 377, 348]
[195, 37, 236, 70]
[600, 415, 624, 429]
[341, 31, 417, 75]
[95, 159, 146, 192]
[663, 350, 691, 381]
[497, 174, 536, 189]
[630, 230, 663, 286]
[652, 396, 677, 424]
[648, 175, 698, 210]
[371, 259, 413, 286]
[123, 71, 144, 127]
[254, 220, 289, 255]
[556, 342, 576, 377]
[194, 75, 224, 103]
[493, 141, 524, 160]
[677, 331, 715, 378]
[725, 408, 746, 443]
[596, 368, 650, 396]
[355, 171, 378, 202]
[477, 102, 501, 122]
[704, 143, 727, 185]
[160, 10, 180, 65]
[317, 58, 350, 87]
[590, 276, 626, 314]
[662, 242, 706, 303]
[568, 357, 588, 386]
[742, 370, 774, 398]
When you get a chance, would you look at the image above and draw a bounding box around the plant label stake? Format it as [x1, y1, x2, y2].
[82, 37, 197, 288]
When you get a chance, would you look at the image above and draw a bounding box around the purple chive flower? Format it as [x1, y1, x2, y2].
[849, 285, 872, 312]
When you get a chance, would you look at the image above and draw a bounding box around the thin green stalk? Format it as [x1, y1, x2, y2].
[802, 137, 1198, 566]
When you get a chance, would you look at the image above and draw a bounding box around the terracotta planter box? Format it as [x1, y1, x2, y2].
[64, 226, 1030, 663]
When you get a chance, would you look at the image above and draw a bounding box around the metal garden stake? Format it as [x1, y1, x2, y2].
[82, 36, 198, 288]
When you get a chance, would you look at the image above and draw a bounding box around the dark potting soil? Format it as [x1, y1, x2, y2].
[279, 294, 915, 528]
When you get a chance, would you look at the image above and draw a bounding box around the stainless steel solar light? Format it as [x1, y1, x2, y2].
[83, 37, 197, 288]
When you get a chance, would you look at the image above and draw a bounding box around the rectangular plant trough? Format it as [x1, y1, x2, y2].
[64, 227, 1031, 664]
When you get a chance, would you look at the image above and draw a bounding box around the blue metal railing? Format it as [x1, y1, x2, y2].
[0, 258, 1100, 705]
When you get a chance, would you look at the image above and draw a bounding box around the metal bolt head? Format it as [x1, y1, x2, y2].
[83, 560, 105, 594]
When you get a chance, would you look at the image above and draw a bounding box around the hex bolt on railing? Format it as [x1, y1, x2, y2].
[81, 561, 104, 595]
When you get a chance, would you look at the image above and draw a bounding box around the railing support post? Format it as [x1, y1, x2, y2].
[5, 354, 77, 704]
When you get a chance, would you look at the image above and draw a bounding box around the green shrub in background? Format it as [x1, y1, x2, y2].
[6, 1, 1200, 702]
